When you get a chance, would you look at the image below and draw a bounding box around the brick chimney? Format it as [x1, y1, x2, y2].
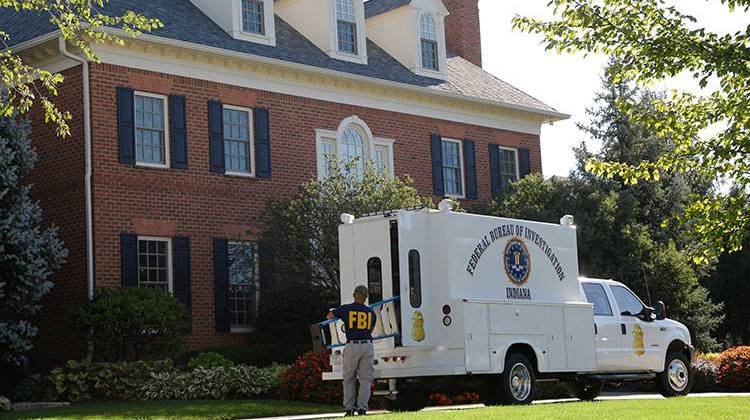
[442, 0, 482, 67]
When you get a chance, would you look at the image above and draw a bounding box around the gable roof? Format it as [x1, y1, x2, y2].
[365, 0, 411, 19]
[2, 0, 564, 119]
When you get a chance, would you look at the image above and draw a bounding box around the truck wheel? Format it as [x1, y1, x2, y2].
[499, 353, 536, 404]
[564, 380, 604, 401]
[655, 350, 693, 397]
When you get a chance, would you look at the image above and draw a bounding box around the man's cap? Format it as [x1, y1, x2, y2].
[354, 285, 368, 297]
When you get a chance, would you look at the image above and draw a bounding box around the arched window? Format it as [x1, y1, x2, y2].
[340, 126, 366, 175]
[419, 13, 439, 71]
[336, 0, 358, 54]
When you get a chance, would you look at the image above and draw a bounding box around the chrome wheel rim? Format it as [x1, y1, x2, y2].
[668, 359, 689, 392]
[509, 362, 532, 401]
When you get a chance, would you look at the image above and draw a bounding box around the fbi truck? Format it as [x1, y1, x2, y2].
[314, 201, 694, 406]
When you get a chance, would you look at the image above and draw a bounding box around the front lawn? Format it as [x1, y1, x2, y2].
[371, 396, 750, 419]
[0, 400, 338, 420]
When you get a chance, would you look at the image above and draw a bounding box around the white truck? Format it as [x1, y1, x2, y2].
[314, 202, 694, 407]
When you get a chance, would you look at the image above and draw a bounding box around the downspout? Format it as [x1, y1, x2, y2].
[59, 37, 94, 300]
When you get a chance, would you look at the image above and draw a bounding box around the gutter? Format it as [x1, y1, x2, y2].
[58, 37, 94, 300]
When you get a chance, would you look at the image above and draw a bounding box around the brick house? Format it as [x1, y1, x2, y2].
[4, 0, 567, 367]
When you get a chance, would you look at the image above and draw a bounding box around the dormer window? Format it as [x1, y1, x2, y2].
[336, 0, 358, 54]
[241, 0, 265, 35]
[419, 13, 439, 71]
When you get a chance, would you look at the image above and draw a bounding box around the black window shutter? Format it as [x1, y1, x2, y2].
[213, 239, 230, 333]
[117, 88, 135, 165]
[519, 148, 532, 178]
[430, 134, 444, 196]
[173, 237, 191, 310]
[463, 139, 478, 199]
[208, 101, 225, 174]
[489, 144, 501, 197]
[254, 108, 272, 178]
[170, 95, 188, 170]
[258, 241, 274, 291]
[120, 233, 138, 287]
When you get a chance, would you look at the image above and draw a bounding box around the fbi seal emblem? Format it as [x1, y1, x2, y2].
[504, 239, 531, 286]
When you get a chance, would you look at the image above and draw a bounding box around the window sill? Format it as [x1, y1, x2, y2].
[230, 327, 255, 334]
[135, 162, 170, 170]
[224, 171, 257, 179]
[445, 193, 466, 200]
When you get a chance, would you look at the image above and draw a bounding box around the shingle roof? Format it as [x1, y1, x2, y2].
[2, 0, 562, 117]
[365, 0, 411, 19]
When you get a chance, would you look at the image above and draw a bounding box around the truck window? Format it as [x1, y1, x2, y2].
[408, 250, 422, 308]
[611, 285, 645, 316]
[367, 257, 383, 303]
[582, 283, 613, 316]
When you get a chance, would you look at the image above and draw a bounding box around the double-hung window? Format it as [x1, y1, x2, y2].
[135, 92, 168, 167]
[498, 146, 519, 189]
[228, 242, 259, 332]
[137, 237, 172, 292]
[241, 0, 265, 35]
[223, 105, 254, 175]
[419, 13, 439, 71]
[336, 0, 358, 54]
[441, 139, 465, 197]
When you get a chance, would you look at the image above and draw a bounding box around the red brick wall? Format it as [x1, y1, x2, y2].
[443, 0, 483, 67]
[32, 62, 540, 355]
[25, 65, 89, 370]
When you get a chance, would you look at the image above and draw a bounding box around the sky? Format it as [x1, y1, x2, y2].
[479, 0, 750, 178]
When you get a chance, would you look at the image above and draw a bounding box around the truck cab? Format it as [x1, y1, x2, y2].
[316, 203, 694, 406]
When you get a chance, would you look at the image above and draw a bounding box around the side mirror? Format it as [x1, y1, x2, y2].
[655, 301, 667, 320]
[637, 306, 656, 322]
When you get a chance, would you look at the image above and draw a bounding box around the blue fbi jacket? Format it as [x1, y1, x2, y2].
[333, 302, 377, 342]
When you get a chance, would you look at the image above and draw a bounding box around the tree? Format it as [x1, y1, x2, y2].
[708, 229, 750, 344]
[513, 0, 750, 262]
[1, 1, 161, 137]
[0, 117, 68, 366]
[256, 160, 432, 345]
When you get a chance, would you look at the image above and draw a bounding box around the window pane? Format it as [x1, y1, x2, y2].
[340, 127, 365, 176]
[582, 283, 613, 316]
[374, 146, 388, 174]
[223, 108, 252, 173]
[336, 0, 356, 22]
[321, 140, 337, 178]
[242, 0, 264, 34]
[611, 286, 645, 316]
[408, 250, 422, 308]
[419, 14, 439, 70]
[498, 148, 518, 189]
[337, 20, 357, 54]
[228, 243, 258, 329]
[135, 95, 166, 165]
[137, 238, 169, 291]
[442, 141, 463, 196]
[367, 257, 383, 304]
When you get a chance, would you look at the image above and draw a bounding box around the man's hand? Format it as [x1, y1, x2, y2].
[327, 311, 335, 320]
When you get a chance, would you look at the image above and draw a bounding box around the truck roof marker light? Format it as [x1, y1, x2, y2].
[341, 213, 355, 224]
[438, 199, 455, 212]
[560, 215, 576, 228]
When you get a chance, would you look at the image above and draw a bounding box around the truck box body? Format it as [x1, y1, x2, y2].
[325, 207, 597, 380]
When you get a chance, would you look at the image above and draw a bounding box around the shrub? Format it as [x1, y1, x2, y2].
[692, 358, 719, 392]
[13, 374, 56, 402]
[68, 288, 191, 362]
[177, 344, 311, 368]
[187, 352, 235, 370]
[715, 346, 750, 391]
[428, 392, 480, 406]
[278, 352, 341, 405]
[0, 396, 10, 412]
[141, 365, 275, 400]
[48, 360, 173, 402]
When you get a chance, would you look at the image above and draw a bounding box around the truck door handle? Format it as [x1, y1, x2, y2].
[594, 323, 598, 335]
[621, 323, 627, 335]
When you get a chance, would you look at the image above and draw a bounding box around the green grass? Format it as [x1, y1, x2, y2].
[370, 396, 750, 420]
[0, 400, 338, 420]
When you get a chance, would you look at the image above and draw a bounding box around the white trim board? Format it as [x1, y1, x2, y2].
[94, 45, 545, 135]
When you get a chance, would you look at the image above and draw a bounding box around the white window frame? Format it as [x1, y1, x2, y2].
[222, 104, 256, 178]
[315, 116, 394, 180]
[228, 241, 260, 333]
[441, 137, 466, 199]
[136, 236, 173, 293]
[413, 10, 448, 79]
[373, 137, 395, 178]
[234, 0, 276, 46]
[329, 0, 368, 64]
[134, 91, 170, 169]
[498, 145, 521, 183]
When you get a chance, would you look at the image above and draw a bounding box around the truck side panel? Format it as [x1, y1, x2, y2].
[464, 303, 490, 372]
[564, 306, 597, 371]
[545, 306, 567, 370]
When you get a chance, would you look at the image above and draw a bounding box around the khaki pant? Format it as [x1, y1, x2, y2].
[342, 342, 375, 411]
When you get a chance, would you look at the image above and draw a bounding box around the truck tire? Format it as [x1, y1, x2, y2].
[655, 350, 693, 397]
[564, 380, 604, 401]
[499, 353, 536, 405]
